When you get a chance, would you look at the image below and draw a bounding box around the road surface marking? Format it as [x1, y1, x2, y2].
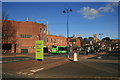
[30, 68, 44, 73]
[17, 72, 23, 74]
[27, 73, 34, 76]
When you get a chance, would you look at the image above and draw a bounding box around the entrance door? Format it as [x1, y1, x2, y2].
[2, 44, 12, 53]
[14, 44, 17, 53]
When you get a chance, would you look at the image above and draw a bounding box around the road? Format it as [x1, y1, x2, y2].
[89, 52, 119, 60]
[1, 53, 68, 63]
[32, 59, 119, 78]
[2, 51, 120, 80]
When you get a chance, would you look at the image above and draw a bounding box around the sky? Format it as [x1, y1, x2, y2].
[2, 2, 119, 39]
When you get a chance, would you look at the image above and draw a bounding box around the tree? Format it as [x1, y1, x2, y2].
[77, 37, 83, 40]
[102, 37, 111, 42]
[88, 37, 94, 41]
[2, 11, 17, 44]
[2, 12, 16, 44]
[2, 11, 17, 53]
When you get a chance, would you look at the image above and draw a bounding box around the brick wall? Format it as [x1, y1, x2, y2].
[2, 20, 81, 53]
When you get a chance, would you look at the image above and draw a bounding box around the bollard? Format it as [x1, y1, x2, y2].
[74, 53, 78, 61]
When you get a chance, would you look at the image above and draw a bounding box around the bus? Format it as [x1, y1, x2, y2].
[51, 46, 68, 54]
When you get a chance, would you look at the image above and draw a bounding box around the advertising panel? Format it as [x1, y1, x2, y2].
[36, 40, 44, 60]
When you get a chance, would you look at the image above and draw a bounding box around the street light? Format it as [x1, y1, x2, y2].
[63, 8, 72, 58]
[63, 9, 72, 39]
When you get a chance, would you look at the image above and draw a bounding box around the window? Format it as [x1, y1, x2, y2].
[51, 38, 52, 43]
[54, 39, 56, 43]
[20, 34, 32, 38]
[60, 40, 62, 43]
[44, 37, 47, 42]
[40, 28, 42, 32]
[44, 28, 46, 31]
[47, 38, 49, 42]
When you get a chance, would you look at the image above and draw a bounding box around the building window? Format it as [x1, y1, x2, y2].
[44, 37, 47, 42]
[47, 38, 49, 42]
[40, 28, 42, 32]
[51, 38, 52, 43]
[20, 34, 32, 38]
[54, 39, 56, 43]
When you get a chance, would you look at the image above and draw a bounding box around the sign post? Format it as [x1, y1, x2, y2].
[36, 40, 44, 61]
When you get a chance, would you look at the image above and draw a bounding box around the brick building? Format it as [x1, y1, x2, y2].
[93, 34, 99, 43]
[2, 20, 81, 53]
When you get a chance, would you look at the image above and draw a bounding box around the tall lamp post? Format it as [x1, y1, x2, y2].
[63, 8, 72, 58]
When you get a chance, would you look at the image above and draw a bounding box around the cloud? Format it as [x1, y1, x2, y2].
[99, 6, 114, 12]
[99, 2, 118, 13]
[77, 2, 118, 19]
[77, 7, 101, 19]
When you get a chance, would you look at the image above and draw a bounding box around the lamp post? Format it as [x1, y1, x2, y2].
[63, 8, 72, 58]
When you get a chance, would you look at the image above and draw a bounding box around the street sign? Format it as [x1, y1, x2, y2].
[36, 40, 44, 60]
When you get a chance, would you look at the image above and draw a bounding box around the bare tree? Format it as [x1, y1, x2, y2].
[2, 11, 17, 44]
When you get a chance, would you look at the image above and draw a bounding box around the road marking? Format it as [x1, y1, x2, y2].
[22, 72, 29, 75]
[17, 71, 34, 76]
[17, 72, 23, 74]
[30, 68, 44, 73]
[27, 73, 34, 76]
[17, 68, 44, 76]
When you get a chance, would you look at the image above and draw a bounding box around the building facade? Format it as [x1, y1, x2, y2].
[2, 20, 81, 53]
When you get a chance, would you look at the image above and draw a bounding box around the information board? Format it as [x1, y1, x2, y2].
[36, 40, 44, 60]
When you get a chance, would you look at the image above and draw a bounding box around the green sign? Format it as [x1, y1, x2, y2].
[36, 40, 44, 60]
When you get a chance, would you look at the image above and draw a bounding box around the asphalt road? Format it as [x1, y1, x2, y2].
[33, 60, 119, 78]
[2, 51, 120, 80]
[89, 52, 120, 60]
[1, 53, 68, 63]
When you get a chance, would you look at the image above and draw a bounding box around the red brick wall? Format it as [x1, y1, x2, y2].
[2, 20, 81, 53]
[45, 35, 67, 47]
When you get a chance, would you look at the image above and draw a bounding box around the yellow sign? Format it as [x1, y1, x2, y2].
[36, 40, 44, 60]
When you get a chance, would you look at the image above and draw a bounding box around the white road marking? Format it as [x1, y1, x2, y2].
[17, 68, 44, 76]
[22, 72, 29, 75]
[17, 72, 23, 74]
[30, 68, 44, 73]
[27, 73, 34, 76]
